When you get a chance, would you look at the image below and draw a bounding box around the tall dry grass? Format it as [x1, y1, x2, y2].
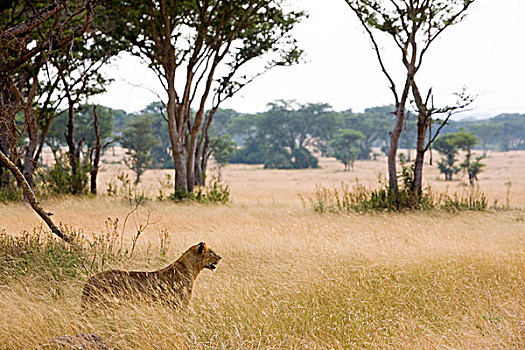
[0, 150, 524, 349]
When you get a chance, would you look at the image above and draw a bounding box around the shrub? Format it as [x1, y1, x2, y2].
[264, 153, 293, 169]
[0, 183, 23, 203]
[305, 162, 492, 213]
[106, 172, 148, 208]
[293, 148, 319, 169]
[37, 158, 90, 195]
[0, 227, 109, 282]
[170, 179, 230, 204]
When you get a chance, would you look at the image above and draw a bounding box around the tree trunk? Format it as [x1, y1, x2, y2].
[388, 105, 405, 201]
[33, 112, 55, 164]
[90, 106, 101, 195]
[194, 143, 204, 186]
[22, 106, 39, 189]
[186, 125, 200, 192]
[0, 149, 73, 243]
[166, 87, 187, 193]
[412, 115, 427, 198]
[65, 102, 79, 178]
[0, 126, 12, 187]
[199, 108, 217, 185]
[201, 139, 212, 183]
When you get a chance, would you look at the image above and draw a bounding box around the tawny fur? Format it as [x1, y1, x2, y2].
[81, 242, 221, 310]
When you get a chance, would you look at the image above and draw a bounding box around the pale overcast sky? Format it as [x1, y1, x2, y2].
[94, 0, 525, 118]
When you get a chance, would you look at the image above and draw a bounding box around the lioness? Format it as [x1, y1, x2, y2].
[81, 242, 221, 310]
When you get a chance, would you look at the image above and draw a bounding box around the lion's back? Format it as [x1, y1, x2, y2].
[81, 270, 151, 308]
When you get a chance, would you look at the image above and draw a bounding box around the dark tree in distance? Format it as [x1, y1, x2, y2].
[470, 122, 502, 157]
[453, 129, 481, 186]
[342, 106, 392, 160]
[121, 115, 159, 184]
[331, 129, 364, 171]
[433, 133, 461, 181]
[210, 136, 237, 181]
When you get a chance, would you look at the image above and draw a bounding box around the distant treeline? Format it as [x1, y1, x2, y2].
[45, 102, 525, 172]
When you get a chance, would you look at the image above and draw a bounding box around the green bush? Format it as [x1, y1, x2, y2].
[0, 220, 152, 283]
[306, 162, 492, 213]
[0, 183, 23, 203]
[264, 153, 293, 169]
[293, 148, 319, 169]
[0, 229, 87, 281]
[168, 178, 231, 204]
[38, 158, 90, 195]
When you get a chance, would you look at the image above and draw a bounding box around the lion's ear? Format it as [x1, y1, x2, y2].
[197, 242, 206, 254]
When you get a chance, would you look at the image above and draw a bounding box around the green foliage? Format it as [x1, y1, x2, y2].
[306, 159, 492, 213]
[194, 178, 231, 204]
[452, 129, 479, 152]
[264, 152, 293, 169]
[140, 102, 173, 169]
[308, 180, 490, 214]
[469, 122, 502, 154]
[106, 172, 147, 206]
[442, 114, 525, 152]
[230, 142, 268, 164]
[168, 178, 231, 204]
[211, 136, 237, 169]
[0, 220, 168, 283]
[0, 224, 128, 282]
[438, 187, 488, 212]
[46, 104, 117, 161]
[434, 130, 484, 184]
[452, 129, 483, 185]
[0, 183, 23, 203]
[120, 114, 159, 183]
[331, 129, 364, 170]
[342, 106, 395, 160]
[226, 104, 404, 167]
[293, 147, 319, 169]
[37, 158, 90, 195]
[434, 133, 461, 181]
[491, 114, 525, 151]
[230, 101, 333, 169]
[307, 162, 433, 213]
[0, 171, 22, 202]
[209, 109, 240, 138]
[0, 229, 84, 282]
[467, 156, 485, 184]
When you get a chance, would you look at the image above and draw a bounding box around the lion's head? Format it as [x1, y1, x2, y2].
[190, 242, 222, 271]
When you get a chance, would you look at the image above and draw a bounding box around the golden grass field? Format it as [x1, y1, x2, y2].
[1, 149, 524, 349]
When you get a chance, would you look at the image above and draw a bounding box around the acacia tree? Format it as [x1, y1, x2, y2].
[470, 122, 501, 157]
[209, 136, 236, 181]
[0, 0, 99, 190]
[53, 38, 115, 194]
[331, 129, 364, 171]
[121, 114, 159, 184]
[0, 0, 100, 242]
[342, 106, 393, 160]
[344, 0, 477, 205]
[433, 133, 460, 181]
[106, 0, 303, 194]
[453, 129, 482, 185]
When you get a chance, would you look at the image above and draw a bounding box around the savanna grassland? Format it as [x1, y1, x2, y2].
[1, 150, 525, 349]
